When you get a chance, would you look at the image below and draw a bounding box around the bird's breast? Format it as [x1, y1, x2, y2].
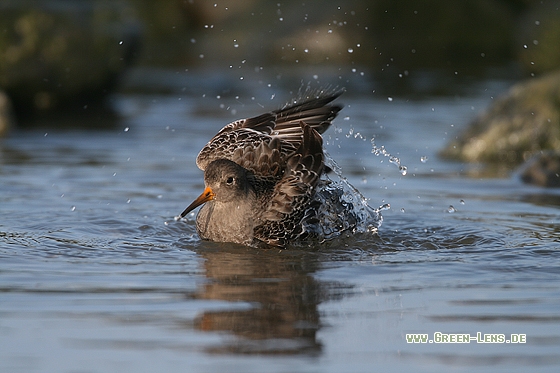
[196, 201, 255, 245]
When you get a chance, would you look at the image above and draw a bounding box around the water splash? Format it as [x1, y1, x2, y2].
[305, 152, 383, 241]
[345, 127, 366, 141]
[371, 137, 408, 175]
[377, 203, 391, 212]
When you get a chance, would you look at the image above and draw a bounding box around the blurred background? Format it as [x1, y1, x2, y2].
[1, 0, 560, 175]
[3, 3, 560, 371]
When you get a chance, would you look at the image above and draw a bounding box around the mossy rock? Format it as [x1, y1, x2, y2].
[519, 151, 560, 187]
[441, 71, 560, 167]
[0, 0, 140, 119]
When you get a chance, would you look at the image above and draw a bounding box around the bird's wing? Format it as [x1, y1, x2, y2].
[272, 88, 344, 140]
[195, 128, 296, 177]
[253, 122, 325, 247]
[195, 89, 343, 172]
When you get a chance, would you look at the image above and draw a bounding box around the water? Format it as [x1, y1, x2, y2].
[1, 81, 560, 372]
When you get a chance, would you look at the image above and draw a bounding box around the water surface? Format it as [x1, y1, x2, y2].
[1, 80, 560, 372]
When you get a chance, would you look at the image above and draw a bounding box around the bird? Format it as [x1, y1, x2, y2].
[180, 89, 376, 248]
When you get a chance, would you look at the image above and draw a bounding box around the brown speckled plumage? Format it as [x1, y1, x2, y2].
[180, 89, 344, 248]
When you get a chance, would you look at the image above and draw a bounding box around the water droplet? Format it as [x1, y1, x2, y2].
[400, 208, 405, 213]
[387, 97, 393, 102]
[420, 156, 428, 163]
[71, 206, 76, 211]
[459, 199, 465, 205]
[371, 137, 407, 175]
[378, 203, 391, 211]
[347, 48, 354, 53]
[447, 205, 457, 213]
[124, 127, 129, 132]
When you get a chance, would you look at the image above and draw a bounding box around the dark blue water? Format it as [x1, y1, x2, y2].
[1, 78, 560, 372]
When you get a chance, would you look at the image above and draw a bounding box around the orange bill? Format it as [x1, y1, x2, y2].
[180, 186, 215, 218]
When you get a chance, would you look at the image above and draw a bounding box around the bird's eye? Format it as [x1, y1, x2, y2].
[226, 176, 234, 185]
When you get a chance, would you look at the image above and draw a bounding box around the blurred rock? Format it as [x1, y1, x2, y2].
[519, 151, 560, 187]
[441, 70, 560, 167]
[0, 90, 15, 136]
[0, 0, 141, 122]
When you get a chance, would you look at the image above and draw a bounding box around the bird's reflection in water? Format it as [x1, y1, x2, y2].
[193, 244, 324, 355]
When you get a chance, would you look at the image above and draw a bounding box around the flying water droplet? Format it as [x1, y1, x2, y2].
[370, 136, 408, 176]
[378, 203, 391, 211]
[447, 205, 457, 213]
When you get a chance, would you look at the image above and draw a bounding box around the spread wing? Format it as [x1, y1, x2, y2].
[253, 122, 325, 247]
[195, 89, 343, 174]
